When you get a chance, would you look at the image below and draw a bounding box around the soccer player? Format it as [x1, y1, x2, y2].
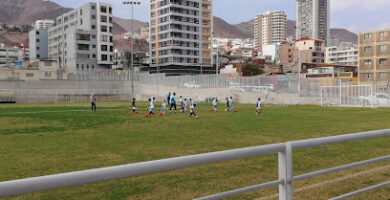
[161, 99, 167, 114]
[149, 97, 156, 117]
[189, 98, 198, 119]
[212, 97, 218, 112]
[179, 96, 184, 112]
[166, 92, 171, 107]
[256, 98, 263, 116]
[229, 96, 234, 112]
[90, 93, 96, 112]
[184, 98, 188, 112]
[225, 97, 230, 112]
[131, 98, 136, 113]
[169, 92, 177, 113]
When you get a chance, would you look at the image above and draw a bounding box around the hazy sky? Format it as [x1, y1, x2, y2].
[51, 0, 390, 33]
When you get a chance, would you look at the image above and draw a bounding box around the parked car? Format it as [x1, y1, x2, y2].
[359, 93, 390, 107]
[184, 82, 201, 89]
[229, 86, 246, 93]
[252, 84, 274, 93]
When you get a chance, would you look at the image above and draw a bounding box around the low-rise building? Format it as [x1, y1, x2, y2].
[358, 28, 390, 85]
[326, 44, 358, 66]
[0, 44, 25, 67]
[280, 38, 325, 73]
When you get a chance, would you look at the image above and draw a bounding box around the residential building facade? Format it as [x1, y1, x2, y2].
[254, 11, 287, 55]
[49, 2, 114, 70]
[149, 0, 213, 75]
[358, 28, 390, 84]
[29, 20, 54, 61]
[326, 44, 358, 66]
[280, 38, 325, 73]
[296, 0, 330, 46]
[0, 45, 25, 67]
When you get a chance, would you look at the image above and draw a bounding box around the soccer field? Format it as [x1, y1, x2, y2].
[0, 103, 390, 200]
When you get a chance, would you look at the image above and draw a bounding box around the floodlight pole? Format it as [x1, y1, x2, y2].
[123, 1, 141, 99]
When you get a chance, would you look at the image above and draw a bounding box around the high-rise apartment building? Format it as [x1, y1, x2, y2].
[358, 29, 390, 84]
[29, 20, 54, 61]
[149, 0, 213, 75]
[254, 11, 287, 54]
[296, 0, 330, 46]
[49, 2, 113, 70]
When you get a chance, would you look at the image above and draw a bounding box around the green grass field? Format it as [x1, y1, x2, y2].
[1, 103, 390, 200]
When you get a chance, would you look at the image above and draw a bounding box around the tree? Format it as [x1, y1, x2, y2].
[241, 64, 264, 76]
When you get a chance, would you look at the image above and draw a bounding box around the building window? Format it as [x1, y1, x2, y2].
[101, 25, 107, 32]
[92, 54, 96, 58]
[101, 54, 108, 61]
[36, 39, 40, 42]
[92, 15, 96, 20]
[92, 25, 96, 29]
[92, 5, 96, 10]
[364, 73, 371, 79]
[26, 73, 34, 78]
[364, 33, 372, 39]
[379, 72, 387, 78]
[80, 19, 83, 25]
[92, 45, 96, 48]
[36, 31, 40, 35]
[101, 45, 108, 51]
[101, 6, 107, 13]
[364, 59, 372, 66]
[80, 9, 83, 16]
[380, 45, 388, 52]
[36, 47, 40, 50]
[101, 35, 107, 42]
[379, 58, 388, 65]
[364, 46, 372, 53]
[101, 16, 107, 23]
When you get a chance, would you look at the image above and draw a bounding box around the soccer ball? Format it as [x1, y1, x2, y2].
[234, 110, 237, 113]
[158, 108, 161, 111]
[210, 109, 213, 112]
[159, 112, 163, 116]
[135, 111, 139, 114]
[145, 114, 149, 118]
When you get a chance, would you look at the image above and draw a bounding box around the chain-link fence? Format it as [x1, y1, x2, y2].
[1, 68, 389, 107]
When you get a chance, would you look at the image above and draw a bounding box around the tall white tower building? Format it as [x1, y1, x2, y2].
[254, 11, 287, 54]
[296, 0, 330, 46]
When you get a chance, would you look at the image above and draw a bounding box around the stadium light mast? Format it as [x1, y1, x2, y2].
[123, 1, 141, 99]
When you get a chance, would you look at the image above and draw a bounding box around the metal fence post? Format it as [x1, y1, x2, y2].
[278, 142, 293, 200]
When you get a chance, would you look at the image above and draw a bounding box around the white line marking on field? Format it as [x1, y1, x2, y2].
[0, 108, 126, 115]
[253, 164, 390, 200]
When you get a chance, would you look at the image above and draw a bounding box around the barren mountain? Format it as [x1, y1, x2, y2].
[0, 0, 358, 46]
[113, 17, 149, 34]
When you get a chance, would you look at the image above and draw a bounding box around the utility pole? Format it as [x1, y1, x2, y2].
[123, 1, 141, 99]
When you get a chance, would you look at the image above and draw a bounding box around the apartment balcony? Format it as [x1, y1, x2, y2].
[203, 56, 211, 59]
[202, 0, 212, 6]
[202, 48, 211, 52]
[202, 16, 212, 21]
[202, 40, 211, 44]
[202, 8, 211, 13]
[202, 24, 211, 29]
[202, 32, 211, 37]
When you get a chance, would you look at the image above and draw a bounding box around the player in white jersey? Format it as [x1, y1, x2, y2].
[161, 99, 167, 115]
[148, 97, 156, 117]
[256, 98, 263, 116]
[212, 97, 218, 112]
[189, 98, 198, 119]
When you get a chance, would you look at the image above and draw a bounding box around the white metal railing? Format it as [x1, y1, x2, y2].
[0, 129, 390, 199]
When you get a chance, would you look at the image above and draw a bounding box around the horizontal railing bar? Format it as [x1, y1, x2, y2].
[294, 155, 390, 182]
[329, 180, 390, 200]
[193, 180, 282, 200]
[290, 129, 390, 150]
[0, 143, 285, 197]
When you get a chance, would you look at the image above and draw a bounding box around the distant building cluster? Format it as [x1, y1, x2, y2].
[0, 0, 390, 85]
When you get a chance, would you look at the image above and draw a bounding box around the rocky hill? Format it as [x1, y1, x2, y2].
[0, 0, 358, 46]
